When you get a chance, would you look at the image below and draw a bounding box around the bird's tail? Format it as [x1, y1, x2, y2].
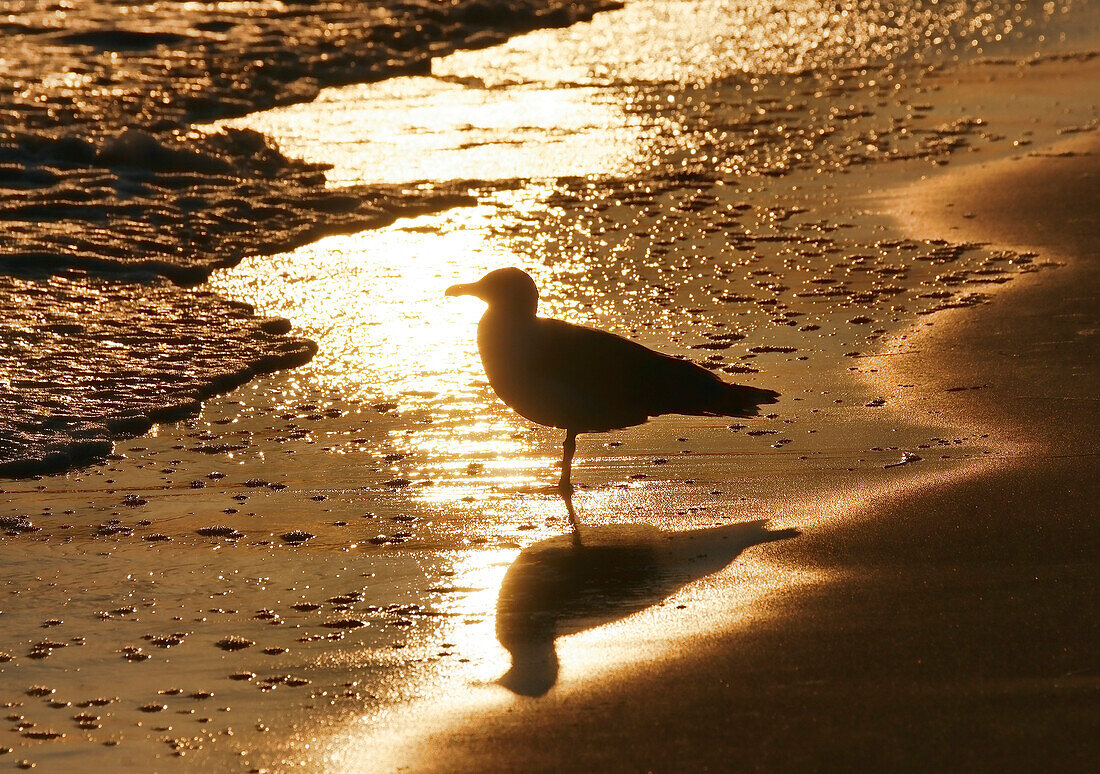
[713, 383, 779, 417]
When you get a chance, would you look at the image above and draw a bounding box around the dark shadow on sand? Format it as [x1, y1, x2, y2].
[495, 519, 798, 696]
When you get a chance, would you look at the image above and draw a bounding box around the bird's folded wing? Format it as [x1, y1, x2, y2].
[531, 319, 730, 428]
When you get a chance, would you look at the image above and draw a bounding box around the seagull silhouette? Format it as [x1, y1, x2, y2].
[446, 267, 779, 499]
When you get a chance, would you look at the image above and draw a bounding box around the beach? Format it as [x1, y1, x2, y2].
[1, 1, 1097, 771]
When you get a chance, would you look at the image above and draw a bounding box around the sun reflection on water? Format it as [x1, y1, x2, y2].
[210, 208, 492, 403]
[223, 73, 650, 184]
[185, 1, 1100, 768]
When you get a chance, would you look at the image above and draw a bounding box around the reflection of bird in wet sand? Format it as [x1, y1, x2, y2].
[495, 520, 799, 696]
[446, 268, 779, 511]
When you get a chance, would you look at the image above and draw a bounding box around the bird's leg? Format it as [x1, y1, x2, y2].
[558, 430, 577, 496]
[563, 490, 582, 547]
[559, 430, 581, 543]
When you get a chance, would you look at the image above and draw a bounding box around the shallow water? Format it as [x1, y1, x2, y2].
[2, 0, 1098, 771]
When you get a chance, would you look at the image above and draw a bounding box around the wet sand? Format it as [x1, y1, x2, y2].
[399, 130, 1100, 774]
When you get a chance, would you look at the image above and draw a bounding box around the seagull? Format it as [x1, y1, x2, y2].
[446, 267, 779, 500]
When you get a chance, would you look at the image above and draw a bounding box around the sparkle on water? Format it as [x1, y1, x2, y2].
[232, 76, 651, 184]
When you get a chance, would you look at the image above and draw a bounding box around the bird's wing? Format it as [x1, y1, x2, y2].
[530, 318, 738, 430]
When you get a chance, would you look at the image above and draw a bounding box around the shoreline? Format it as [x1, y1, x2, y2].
[196, 52, 1099, 772]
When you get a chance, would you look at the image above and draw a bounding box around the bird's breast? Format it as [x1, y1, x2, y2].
[475, 313, 648, 432]
[476, 314, 547, 418]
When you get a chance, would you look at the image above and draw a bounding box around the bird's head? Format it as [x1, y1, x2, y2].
[445, 267, 539, 317]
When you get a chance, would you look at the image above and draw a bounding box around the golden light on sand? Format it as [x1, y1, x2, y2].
[4, 0, 1096, 769]
[305, 544, 526, 774]
[433, 546, 520, 676]
[207, 0, 917, 503]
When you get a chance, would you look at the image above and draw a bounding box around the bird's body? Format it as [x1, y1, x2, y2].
[478, 311, 774, 433]
[447, 268, 779, 500]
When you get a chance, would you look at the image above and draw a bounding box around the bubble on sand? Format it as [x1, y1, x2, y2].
[1, 516, 39, 534]
[214, 636, 254, 652]
[27, 641, 67, 660]
[280, 531, 315, 544]
[196, 525, 244, 539]
[145, 633, 188, 648]
[120, 647, 150, 662]
[76, 698, 114, 708]
[259, 674, 311, 689]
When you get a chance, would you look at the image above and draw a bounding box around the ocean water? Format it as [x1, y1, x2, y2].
[1, 1, 1097, 771]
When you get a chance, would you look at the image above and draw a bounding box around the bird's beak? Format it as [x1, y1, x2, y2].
[445, 281, 479, 298]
